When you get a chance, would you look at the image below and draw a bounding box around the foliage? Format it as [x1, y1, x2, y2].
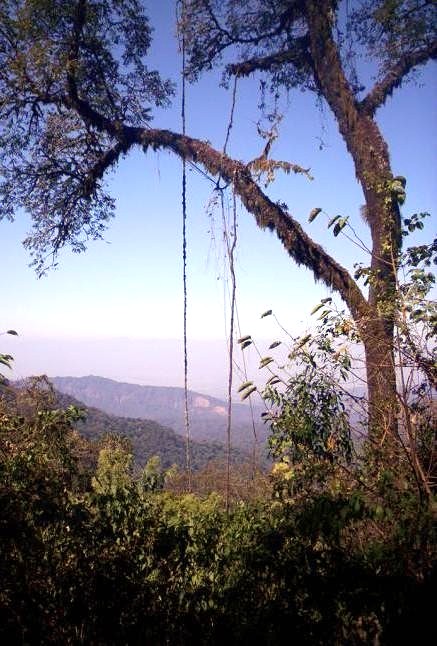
[92, 442, 133, 496]
[1, 381, 436, 645]
[166, 458, 271, 501]
[0, 328, 18, 383]
[0, 0, 173, 269]
[264, 370, 352, 494]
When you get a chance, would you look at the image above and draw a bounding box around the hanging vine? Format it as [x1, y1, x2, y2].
[178, 0, 191, 491]
[221, 78, 238, 511]
[221, 189, 237, 512]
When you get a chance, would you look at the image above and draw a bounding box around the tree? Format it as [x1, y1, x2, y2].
[0, 1, 435, 451]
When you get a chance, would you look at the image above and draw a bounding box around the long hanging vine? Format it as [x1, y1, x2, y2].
[179, 0, 191, 491]
[221, 78, 238, 511]
[221, 189, 237, 511]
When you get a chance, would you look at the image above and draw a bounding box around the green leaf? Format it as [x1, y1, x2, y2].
[237, 335, 251, 343]
[0, 354, 13, 368]
[266, 375, 281, 385]
[241, 385, 257, 400]
[259, 356, 274, 368]
[238, 380, 253, 393]
[310, 302, 324, 315]
[333, 217, 348, 236]
[261, 309, 272, 318]
[327, 215, 341, 229]
[240, 340, 252, 350]
[295, 334, 311, 350]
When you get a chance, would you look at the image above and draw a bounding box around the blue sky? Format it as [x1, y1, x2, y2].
[1, 1, 436, 396]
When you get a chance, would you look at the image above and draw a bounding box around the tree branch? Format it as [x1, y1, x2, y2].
[227, 37, 312, 78]
[46, 20, 370, 325]
[199, 0, 303, 47]
[61, 60, 372, 321]
[128, 126, 369, 323]
[359, 41, 437, 116]
[82, 141, 127, 197]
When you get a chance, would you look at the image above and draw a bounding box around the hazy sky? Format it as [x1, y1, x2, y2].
[1, 1, 436, 396]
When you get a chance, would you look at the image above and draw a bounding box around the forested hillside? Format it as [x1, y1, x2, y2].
[54, 389, 248, 470]
[52, 375, 267, 449]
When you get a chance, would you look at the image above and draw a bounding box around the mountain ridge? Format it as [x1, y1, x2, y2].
[54, 388, 249, 470]
[51, 375, 268, 449]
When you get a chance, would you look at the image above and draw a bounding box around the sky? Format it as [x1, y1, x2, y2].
[1, 1, 436, 398]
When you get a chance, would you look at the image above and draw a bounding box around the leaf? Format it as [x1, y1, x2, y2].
[268, 341, 281, 349]
[333, 217, 348, 236]
[295, 334, 311, 350]
[259, 356, 274, 368]
[241, 385, 257, 400]
[6, 330, 18, 336]
[310, 302, 324, 315]
[238, 380, 253, 393]
[237, 335, 251, 343]
[311, 297, 332, 315]
[0, 354, 13, 368]
[308, 207, 322, 222]
[327, 215, 341, 229]
[261, 309, 272, 318]
[240, 340, 252, 350]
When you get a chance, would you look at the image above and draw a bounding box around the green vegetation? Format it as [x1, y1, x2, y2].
[55, 389, 248, 471]
[2, 224, 434, 642]
[1, 366, 435, 644]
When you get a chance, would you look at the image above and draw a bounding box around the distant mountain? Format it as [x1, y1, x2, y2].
[53, 390, 249, 470]
[52, 375, 267, 450]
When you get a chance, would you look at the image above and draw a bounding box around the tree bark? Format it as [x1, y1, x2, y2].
[360, 319, 398, 450]
[304, 0, 401, 444]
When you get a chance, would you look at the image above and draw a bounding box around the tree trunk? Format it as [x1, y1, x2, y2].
[304, 0, 401, 445]
[361, 318, 398, 452]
